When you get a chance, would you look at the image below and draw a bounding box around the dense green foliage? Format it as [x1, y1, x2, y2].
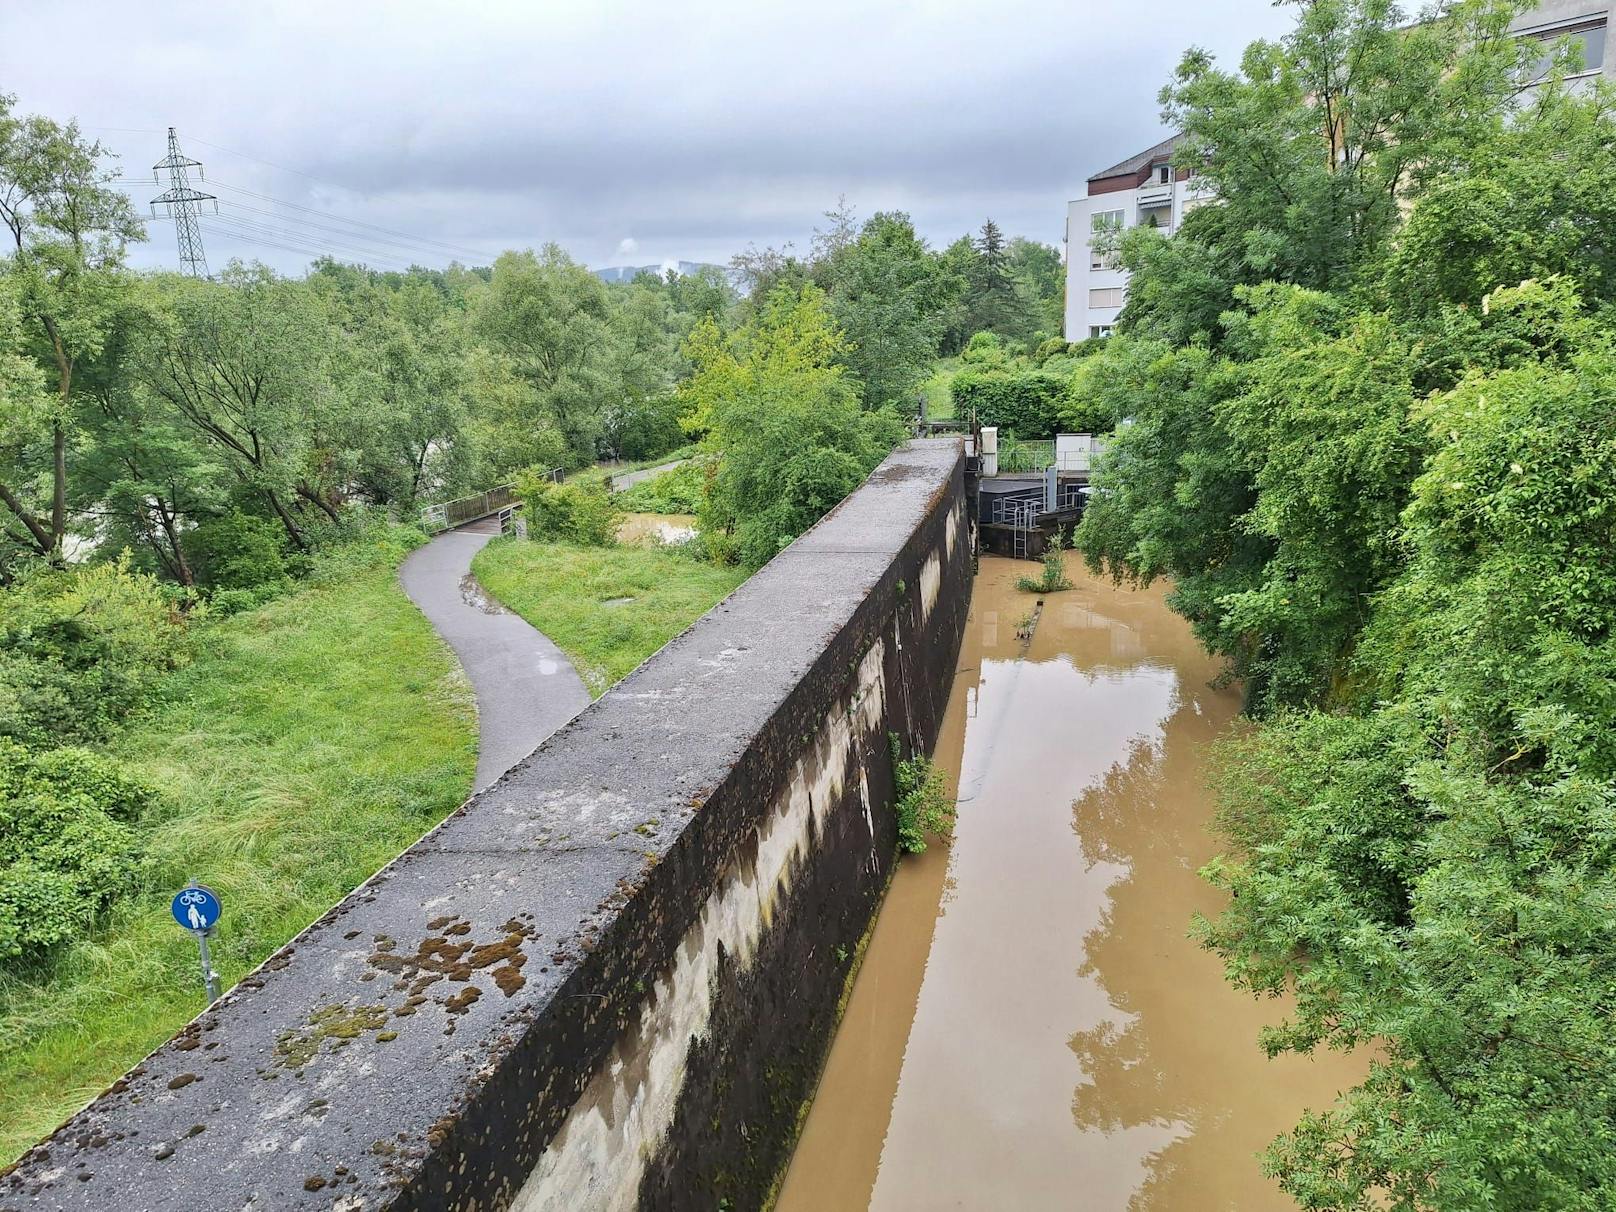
[0, 558, 183, 748]
[471, 537, 746, 696]
[614, 457, 707, 514]
[1074, 0, 1616, 1204]
[514, 474, 621, 546]
[0, 742, 153, 964]
[679, 285, 906, 567]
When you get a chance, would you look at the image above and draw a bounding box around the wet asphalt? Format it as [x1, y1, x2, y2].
[399, 519, 591, 792]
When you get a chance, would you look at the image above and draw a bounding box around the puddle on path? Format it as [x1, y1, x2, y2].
[616, 512, 697, 546]
[775, 554, 1361, 1212]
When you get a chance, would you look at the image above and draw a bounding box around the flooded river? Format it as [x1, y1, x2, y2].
[775, 554, 1360, 1211]
[616, 512, 697, 546]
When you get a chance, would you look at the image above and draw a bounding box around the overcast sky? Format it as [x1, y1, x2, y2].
[1, 0, 1290, 276]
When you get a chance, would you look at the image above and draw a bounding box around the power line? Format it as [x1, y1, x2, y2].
[208, 180, 486, 260]
[215, 197, 472, 263]
[209, 212, 418, 269]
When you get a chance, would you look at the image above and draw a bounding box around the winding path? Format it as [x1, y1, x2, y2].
[400, 518, 591, 792]
[609, 458, 688, 493]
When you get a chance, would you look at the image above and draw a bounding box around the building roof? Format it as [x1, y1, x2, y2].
[1087, 132, 1186, 183]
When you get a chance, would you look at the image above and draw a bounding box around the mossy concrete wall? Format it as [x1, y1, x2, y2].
[0, 438, 971, 1212]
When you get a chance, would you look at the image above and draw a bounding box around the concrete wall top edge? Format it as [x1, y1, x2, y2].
[0, 436, 965, 1211]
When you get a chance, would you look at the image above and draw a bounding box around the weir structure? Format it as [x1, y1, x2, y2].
[1, 439, 972, 1212]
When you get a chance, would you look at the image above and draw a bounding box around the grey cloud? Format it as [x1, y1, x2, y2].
[2, 0, 1291, 273]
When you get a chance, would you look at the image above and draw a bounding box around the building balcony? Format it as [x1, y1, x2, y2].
[1136, 182, 1173, 207]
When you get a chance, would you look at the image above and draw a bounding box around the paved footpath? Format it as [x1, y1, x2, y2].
[400, 518, 590, 792]
[609, 458, 688, 492]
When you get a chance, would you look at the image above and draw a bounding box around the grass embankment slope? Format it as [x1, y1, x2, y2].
[921, 357, 959, 420]
[0, 538, 476, 1164]
[472, 539, 746, 697]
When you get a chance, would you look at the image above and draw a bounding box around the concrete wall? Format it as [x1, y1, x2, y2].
[0, 438, 972, 1212]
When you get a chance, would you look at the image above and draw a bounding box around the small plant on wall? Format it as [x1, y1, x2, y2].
[888, 733, 957, 854]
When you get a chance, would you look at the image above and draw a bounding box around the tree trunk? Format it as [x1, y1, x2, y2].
[266, 489, 308, 551]
[157, 498, 194, 586]
[0, 480, 52, 554]
[51, 421, 67, 558]
[296, 482, 342, 524]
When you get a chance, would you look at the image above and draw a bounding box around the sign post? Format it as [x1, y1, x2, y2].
[171, 881, 223, 1003]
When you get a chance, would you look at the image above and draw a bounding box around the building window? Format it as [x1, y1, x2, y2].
[1523, 18, 1606, 82]
[1089, 287, 1124, 309]
[1089, 208, 1124, 269]
[1089, 325, 1113, 339]
[1155, 164, 1171, 184]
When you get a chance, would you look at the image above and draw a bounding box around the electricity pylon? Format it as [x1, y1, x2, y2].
[151, 128, 215, 278]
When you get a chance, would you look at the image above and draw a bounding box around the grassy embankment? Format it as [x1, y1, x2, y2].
[0, 537, 477, 1164]
[472, 538, 746, 697]
[920, 357, 959, 420]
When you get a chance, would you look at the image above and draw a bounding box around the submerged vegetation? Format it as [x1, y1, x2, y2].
[1015, 534, 1074, 594]
[1075, 0, 1616, 1204]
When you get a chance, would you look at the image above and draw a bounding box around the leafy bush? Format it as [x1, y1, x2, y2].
[184, 510, 289, 590]
[209, 583, 291, 617]
[681, 285, 904, 569]
[515, 473, 620, 546]
[615, 457, 710, 514]
[1015, 533, 1074, 593]
[950, 366, 1067, 438]
[888, 733, 955, 854]
[0, 559, 185, 748]
[0, 740, 154, 967]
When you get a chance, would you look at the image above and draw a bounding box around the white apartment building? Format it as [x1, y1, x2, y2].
[1062, 133, 1202, 340]
[1063, 2, 1612, 341]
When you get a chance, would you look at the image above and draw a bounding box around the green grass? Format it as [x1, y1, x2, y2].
[472, 538, 747, 697]
[0, 541, 476, 1165]
[921, 358, 960, 421]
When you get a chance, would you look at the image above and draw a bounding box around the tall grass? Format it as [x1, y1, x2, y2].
[472, 538, 746, 696]
[0, 538, 476, 1164]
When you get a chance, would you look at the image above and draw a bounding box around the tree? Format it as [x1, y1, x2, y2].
[1202, 286, 1616, 1208]
[827, 212, 950, 411]
[679, 284, 903, 567]
[473, 246, 618, 468]
[1161, 0, 1527, 294]
[134, 266, 338, 551]
[0, 94, 143, 561]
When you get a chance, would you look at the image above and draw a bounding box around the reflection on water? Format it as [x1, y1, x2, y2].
[774, 555, 1360, 1212]
[616, 512, 697, 546]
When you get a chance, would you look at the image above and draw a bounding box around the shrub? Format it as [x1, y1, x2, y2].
[0, 740, 155, 967]
[1016, 533, 1075, 593]
[888, 733, 956, 854]
[184, 510, 289, 590]
[950, 367, 1067, 438]
[615, 457, 710, 514]
[0, 559, 185, 748]
[515, 473, 621, 546]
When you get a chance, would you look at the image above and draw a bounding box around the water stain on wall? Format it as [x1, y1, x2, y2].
[776, 555, 1362, 1212]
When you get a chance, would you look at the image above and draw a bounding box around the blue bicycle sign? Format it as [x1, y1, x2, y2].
[171, 884, 222, 934]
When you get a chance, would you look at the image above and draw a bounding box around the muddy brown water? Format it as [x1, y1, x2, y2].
[774, 554, 1361, 1212]
[616, 512, 697, 545]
